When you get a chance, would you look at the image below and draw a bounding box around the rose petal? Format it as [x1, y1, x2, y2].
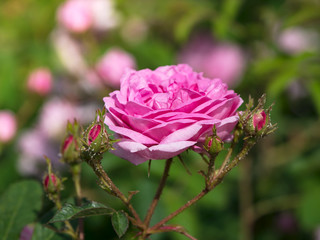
[109, 125, 158, 144]
[148, 141, 196, 159]
[160, 123, 202, 144]
[112, 141, 149, 165]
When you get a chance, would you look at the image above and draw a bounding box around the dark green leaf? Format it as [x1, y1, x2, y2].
[31, 224, 65, 240]
[0, 180, 42, 240]
[111, 211, 129, 238]
[297, 186, 320, 230]
[49, 201, 114, 223]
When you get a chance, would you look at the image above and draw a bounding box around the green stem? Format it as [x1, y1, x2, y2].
[150, 189, 209, 231]
[71, 164, 84, 240]
[90, 162, 143, 227]
[54, 194, 78, 239]
[150, 139, 256, 232]
[144, 158, 173, 228]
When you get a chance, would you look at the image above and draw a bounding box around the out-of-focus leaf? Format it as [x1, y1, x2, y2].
[297, 186, 320, 230]
[111, 210, 129, 238]
[175, 8, 210, 43]
[285, 7, 320, 27]
[267, 69, 297, 97]
[307, 80, 320, 116]
[0, 180, 42, 240]
[31, 223, 65, 240]
[212, 0, 242, 39]
[49, 201, 115, 223]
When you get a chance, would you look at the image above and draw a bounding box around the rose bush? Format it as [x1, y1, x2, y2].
[103, 64, 243, 165]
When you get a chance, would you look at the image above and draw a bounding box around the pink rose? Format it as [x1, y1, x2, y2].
[103, 64, 242, 165]
[0, 111, 17, 143]
[27, 68, 52, 96]
[57, 0, 93, 33]
[96, 48, 136, 88]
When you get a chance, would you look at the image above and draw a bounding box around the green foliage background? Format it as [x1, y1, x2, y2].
[0, 0, 320, 239]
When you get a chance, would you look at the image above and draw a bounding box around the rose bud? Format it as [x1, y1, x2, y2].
[245, 110, 269, 137]
[60, 121, 82, 164]
[253, 110, 266, 131]
[204, 135, 224, 156]
[61, 134, 81, 164]
[81, 110, 111, 163]
[43, 173, 61, 194]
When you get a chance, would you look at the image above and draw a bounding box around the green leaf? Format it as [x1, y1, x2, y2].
[49, 201, 115, 223]
[0, 180, 42, 240]
[111, 211, 129, 238]
[297, 186, 320, 230]
[31, 224, 65, 240]
[307, 80, 320, 116]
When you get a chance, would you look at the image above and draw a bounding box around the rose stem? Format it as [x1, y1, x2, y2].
[71, 164, 84, 240]
[150, 139, 256, 231]
[90, 162, 143, 226]
[144, 158, 173, 227]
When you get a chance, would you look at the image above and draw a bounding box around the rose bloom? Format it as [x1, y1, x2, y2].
[96, 48, 136, 88]
[27, 68, 52, 96]
[104, 64, 242, 165]
[0, 110, 17, 143]
[178, 35, 245, 87]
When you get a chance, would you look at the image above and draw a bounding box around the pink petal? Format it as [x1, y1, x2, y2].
[112, 141, 149, 165]
[160, 123, 202, 144]
[109, 125, 158, 144]
[148, 141, 196, 159]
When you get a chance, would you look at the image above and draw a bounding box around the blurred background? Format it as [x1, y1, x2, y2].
[0, 0, 320, 239]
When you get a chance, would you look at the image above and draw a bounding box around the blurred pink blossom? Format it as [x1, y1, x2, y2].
[27, 68, 52, 96]
[57, 0, 93, 33]
[277, 27, 318, 54]
[0, 110, 17, 143]
[51, 29, 88, 78]
[57, 0, 118, 33]
[96, 48, 136, 88]
[90, 0, 119, 31]
[178, 35, 246, 87]
[17, 129, 55, 175]
[19, 225, 34, 240]
[39, 98, 78, 140]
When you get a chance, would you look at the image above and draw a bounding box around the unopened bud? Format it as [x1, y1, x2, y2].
[204, 136, 224, 156]
[245, 110, 269, 137]
[43, 173, 61, 194]
[61, 134, 81, 164]
[81, 109, 111, 163]
[253, 110, 266, 131]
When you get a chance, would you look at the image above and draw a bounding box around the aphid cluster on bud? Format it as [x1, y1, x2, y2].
[80, 108, 112, 164]
[239, 94, 277, 138]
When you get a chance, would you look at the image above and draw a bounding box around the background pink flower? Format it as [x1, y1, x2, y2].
[178, 35, 246, 87]
[277, 27, 318, 55]
[57, 0, 118, 33]
[57, 0, 93, 33]
[96, 48, 136, 88]
[104, 64, 242, 165]
[0, 110, 17, 143]
[27, 68, 52, 96]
